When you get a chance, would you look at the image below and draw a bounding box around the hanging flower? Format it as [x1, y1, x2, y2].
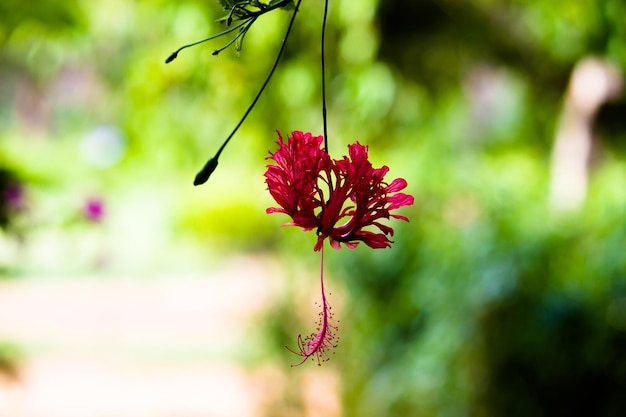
[265, 131, 414, 251]
[265, 131, 414, 365]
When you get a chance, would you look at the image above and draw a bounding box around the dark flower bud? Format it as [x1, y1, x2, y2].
[165, 51, 178, 64]
[193, 157, 219, 186]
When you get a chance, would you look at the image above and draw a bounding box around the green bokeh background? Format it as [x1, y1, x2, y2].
[1, 0, 626, 416]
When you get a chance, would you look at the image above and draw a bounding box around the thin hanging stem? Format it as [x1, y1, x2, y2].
[214, 0, 301, 159]
[194, 0, 303, 186]
[321, 0, 329, 152]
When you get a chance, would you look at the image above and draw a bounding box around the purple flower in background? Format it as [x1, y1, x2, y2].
[1, 169, 26, 229]
[84, 198, 105, 223]
[5, 183, 24, 213]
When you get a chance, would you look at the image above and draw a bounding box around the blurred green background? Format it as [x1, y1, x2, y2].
[1, 0, 626, 416]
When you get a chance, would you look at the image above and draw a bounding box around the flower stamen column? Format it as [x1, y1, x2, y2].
[285, 244, 339, 366]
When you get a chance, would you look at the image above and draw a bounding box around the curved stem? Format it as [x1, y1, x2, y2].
[214, 0, 301, 158]
[194, 0, 303, 185]
[321, 0, 329, 152]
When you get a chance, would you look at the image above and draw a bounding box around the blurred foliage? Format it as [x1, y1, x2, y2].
[1, 0, 626, 416]
[337, 173, 626, 416]
[0, 342, 20, 381]
[331, 1, 626, 416]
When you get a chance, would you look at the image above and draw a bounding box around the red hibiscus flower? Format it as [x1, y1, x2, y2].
[265, 131, 414, 366]
[265, 131, 414, 251]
